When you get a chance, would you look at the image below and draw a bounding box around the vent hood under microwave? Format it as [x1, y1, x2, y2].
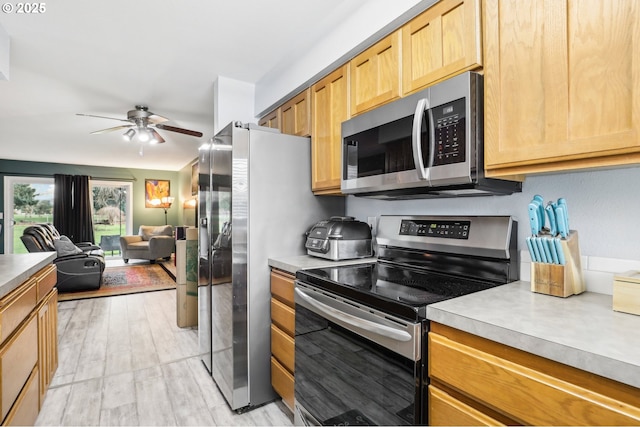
[340, 72, 522, 200]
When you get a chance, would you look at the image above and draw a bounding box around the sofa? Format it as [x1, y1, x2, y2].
[20, 224, 105, 292]
[119, 225, 174, 263]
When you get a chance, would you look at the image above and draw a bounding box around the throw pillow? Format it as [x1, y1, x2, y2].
[54, 238, 83, 257]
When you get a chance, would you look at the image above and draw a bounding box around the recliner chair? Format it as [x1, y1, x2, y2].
[119, 225, 174, 263]
[21, 224, 105, 292]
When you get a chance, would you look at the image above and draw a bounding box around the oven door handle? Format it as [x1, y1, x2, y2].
[295, 287, 412, 342]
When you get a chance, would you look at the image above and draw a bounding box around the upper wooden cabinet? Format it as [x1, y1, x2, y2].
[484, 0, 640, 176]
[350, 31, 401, 116]
[402, 0, 482, 95]
[311, 65, 350, 195]
[281, 89, 311, 137]
[258, 108, 280, 130]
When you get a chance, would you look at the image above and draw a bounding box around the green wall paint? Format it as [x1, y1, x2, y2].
[0, 159, 188, 253]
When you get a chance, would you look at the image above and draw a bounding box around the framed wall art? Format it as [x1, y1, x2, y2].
[145, 179, 170, 208]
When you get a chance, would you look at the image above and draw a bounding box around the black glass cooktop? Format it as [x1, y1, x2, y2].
[296, 262, 502, 321]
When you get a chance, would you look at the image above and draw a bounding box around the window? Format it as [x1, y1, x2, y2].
[3, 177, 133, 255]
[4, 176, 54, 254]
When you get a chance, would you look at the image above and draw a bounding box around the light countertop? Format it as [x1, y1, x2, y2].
[427, 281, 640, 389]
[0, 252, 57, 299]
[268, 254, 377, 275]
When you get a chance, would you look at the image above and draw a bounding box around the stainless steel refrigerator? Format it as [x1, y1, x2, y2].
[197, 121, 344, 411]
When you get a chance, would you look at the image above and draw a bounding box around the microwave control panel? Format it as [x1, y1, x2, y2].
[432, 97, 466, 166]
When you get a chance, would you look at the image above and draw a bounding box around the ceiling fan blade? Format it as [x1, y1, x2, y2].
[155, 123, 203, 137]
[76, 113, 131, 123]
[147, 114, 170, 124]
[90, 125, 134, 134]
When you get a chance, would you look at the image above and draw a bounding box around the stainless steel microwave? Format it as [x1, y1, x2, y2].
[341, 71, 521, 199]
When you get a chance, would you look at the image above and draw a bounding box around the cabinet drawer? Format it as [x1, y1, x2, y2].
[0, 279, 37, 344]
[270, 270, 295, 308]
[428, 385, 506, 426]
[271, 356, 294, 411]
[271, 298, 295, 336]
[34, 264, 57, 303]
[429, 330, 640, 425]
[3, 366, 39, 427]
[1, 314, 38, 421]
[271, 324, 294, 374]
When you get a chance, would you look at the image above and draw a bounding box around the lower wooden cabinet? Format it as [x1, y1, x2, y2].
[271, 356, 294, 411]
[37, 288, 58, 405]
[270, 269, 296, 411]
[3, 367, 39, 427]
[0, 314, 38, 421]
[0, 263, 58, 426]
[428, 385, 507, 426]
[429, 322, 640, 426]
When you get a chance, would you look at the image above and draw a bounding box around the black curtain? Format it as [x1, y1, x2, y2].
[53, 174, 95, 243]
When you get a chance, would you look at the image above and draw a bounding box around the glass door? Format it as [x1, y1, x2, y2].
[91, 180, 133, 256]
[3, 176, 54, 254]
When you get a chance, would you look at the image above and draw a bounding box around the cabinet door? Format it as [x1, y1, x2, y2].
[38, 289, 58, 405]
[402, 0, 482, 95]
[429, 325, 640, 425]
[281, 89, 311, 136]
[428, 385, 506, 426]
[258, 108, 281, 130]
[311, 65, 350, 194]
[484, 0, 640, 176]
[350, 31, 401, 116]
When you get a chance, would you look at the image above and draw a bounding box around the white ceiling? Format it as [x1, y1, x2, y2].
[0, 0, 367, 171]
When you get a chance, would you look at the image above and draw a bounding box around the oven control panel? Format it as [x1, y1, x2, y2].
[399, 219, 470, 239]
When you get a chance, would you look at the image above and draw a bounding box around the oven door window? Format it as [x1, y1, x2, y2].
[295, 303, 421, 425]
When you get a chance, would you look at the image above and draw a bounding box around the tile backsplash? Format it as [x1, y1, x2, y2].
[519, 251, 640, 295]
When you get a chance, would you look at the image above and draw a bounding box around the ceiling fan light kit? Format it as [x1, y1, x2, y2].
[78, 104, 203, 150]
[122, 128, 136, 141]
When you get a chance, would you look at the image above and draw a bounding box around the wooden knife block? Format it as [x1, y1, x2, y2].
[530, 231, 585, 298]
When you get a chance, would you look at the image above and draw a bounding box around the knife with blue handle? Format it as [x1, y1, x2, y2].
[555, 205, 568, 238]
[545, 204, 557, 236]
[541, 237, 553, 263]
[545, 237, 558, 264]
[533, 195, 545, 230]
[554, 237, 566, 265]
[535, 237, 549, 263]
[528, 202, 541, 235]
[557, 197, 570, 232]
[526, 237, 538, 262]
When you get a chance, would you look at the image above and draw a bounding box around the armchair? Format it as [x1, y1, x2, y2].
[20, 224, 105, 292]
[119, 225, 174, 263]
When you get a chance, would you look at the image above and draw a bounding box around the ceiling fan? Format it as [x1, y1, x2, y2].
[77, 105, 203, 144]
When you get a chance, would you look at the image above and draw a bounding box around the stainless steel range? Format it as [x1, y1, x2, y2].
[294, 215, 519, 425]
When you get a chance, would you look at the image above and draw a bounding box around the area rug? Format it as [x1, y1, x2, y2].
[58, 262, 176, 301]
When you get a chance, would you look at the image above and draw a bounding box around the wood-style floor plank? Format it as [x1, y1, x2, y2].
[36, 288, 293, 426]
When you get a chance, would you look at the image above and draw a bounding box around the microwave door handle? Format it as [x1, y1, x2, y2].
[412, 98, 429, 181]
[295, 287, 412, 342]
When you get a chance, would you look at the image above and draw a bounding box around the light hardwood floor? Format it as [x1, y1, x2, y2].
[36, 289, 294, 426]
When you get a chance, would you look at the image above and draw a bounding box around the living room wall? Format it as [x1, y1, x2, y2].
[0, 158, 184, 254]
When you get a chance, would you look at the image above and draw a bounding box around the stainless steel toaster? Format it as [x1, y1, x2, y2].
[305, 216, 373, 260]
